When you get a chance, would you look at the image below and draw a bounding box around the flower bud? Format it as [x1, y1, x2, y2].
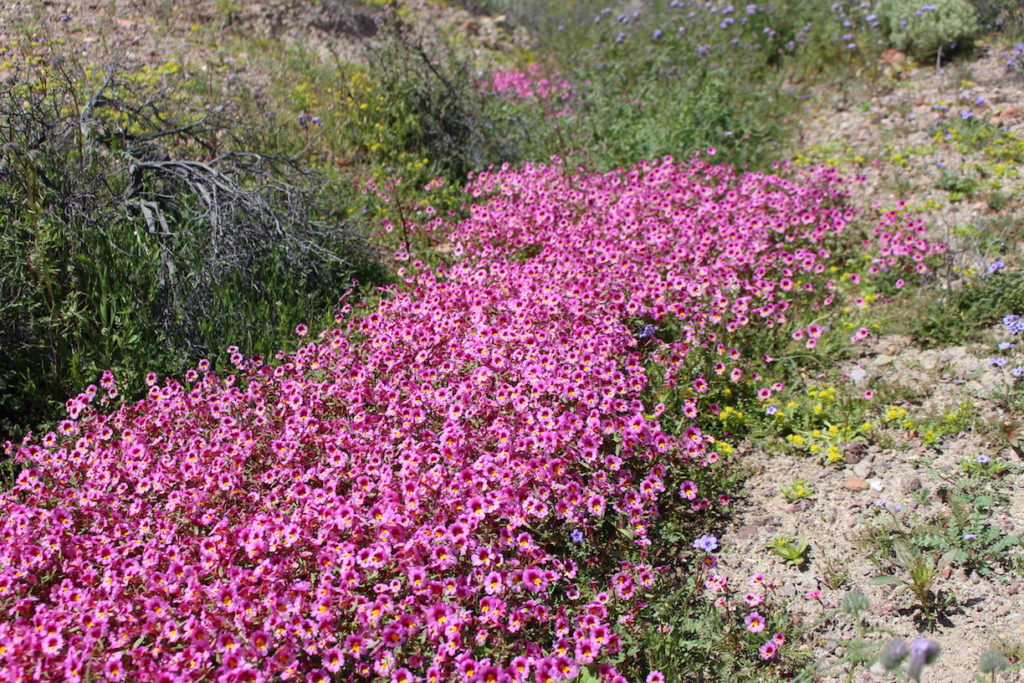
[879, 639, 907, 671]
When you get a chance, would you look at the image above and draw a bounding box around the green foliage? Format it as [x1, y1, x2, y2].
[780, 479, 815, 503]
[877, 0, 981, 62]
[638, 571, 806, 681]
[935, 167, 982, 199]
[0, 59, 384, 442]
[767, 535, 810, 567]
[363, 12, 542, 183]
[870, 542, 957, 627]
[909, 270, 1024, 347]
[969, 0, 1024, 32]
[917, 402, 978, 446]
[861, 463, 1021, 624]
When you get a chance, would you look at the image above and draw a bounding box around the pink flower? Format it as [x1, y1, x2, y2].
[743, 592, 764, 607]
[323, 648, 344, 673]
[745, 612, 766, 633]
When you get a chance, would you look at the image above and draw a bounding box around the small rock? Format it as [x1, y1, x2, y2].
[1008, 580, 1021, 596]
[995, 605, 1011, 618]
[843, 441, 868, 465]
[970, 571, 981, 585]
[823, 509, 837, 524]
[736, 524, 761, 540]
[901, 476, 922, 494]
[844, 477, 869, 491]
[853, 461, 873, 478]
[790, 499, 811, 513]
[868, 478, 884, 492]
[995, 106, 1021, 124]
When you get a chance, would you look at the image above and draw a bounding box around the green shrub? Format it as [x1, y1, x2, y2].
[909, 270, 1024, 346]
[877, 0, 981, 63]
[0, 59, 384, 441]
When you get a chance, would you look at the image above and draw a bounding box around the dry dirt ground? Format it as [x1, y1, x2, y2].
[0, 0, 527, 81]
[717, 46, 1024, 681]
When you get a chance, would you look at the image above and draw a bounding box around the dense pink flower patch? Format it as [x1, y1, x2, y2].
[0, 156, 939, 681]
[489, 64, 572, 102]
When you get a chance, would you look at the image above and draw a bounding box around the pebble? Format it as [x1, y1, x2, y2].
[1008, 580, 1021, 596]
[790, 499, 811, 513]
[844, 477, 869, 491]
[901, 476, 922, 494]
[871, 600, 895, 616]
[853, 461, 873, 478]
[867, 478, 884, 492]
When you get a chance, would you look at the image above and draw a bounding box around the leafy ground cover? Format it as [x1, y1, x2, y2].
[1, 0, 1024, 681]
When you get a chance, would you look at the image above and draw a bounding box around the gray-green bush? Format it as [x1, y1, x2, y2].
[0, 60, 384, 442]
[877, 0, 981, 62]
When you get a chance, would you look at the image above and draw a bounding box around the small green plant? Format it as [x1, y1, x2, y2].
[819, 553, 851, 590]
[909, 270, 1024, 347]
[809, 588, 944, 681]
[976, 648, 1010, 682]
[767, 535, 810, 567]
[877, 0, 981, 63]
[985, 189, 1012, 212]
[935, 167, 982, 199]
[781, 478, 815, 503]
[918, 402, 977, 446]
[871, 541, 957, 628]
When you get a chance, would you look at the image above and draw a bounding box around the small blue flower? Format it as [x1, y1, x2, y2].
[693, 534, 719, 552]
[961, 110, 974, 121]
[570, 529, 584, 544]
[963, 533, 978, 540]
[976, 454, 991, 464]
[988, 260, 1005, 274]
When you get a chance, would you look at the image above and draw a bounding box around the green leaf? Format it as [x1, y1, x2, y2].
[574, 667, 602, 683]
[871, 575, 902, 586]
